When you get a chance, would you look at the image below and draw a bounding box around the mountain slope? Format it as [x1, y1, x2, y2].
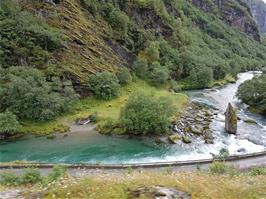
[2, 0, 266, 93]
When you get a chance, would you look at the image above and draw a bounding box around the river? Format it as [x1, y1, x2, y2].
[0, 72, 265, 164]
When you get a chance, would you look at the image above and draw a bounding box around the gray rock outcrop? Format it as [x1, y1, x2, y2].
[129, 186, 191, 199]
[225, 103, 238, 134]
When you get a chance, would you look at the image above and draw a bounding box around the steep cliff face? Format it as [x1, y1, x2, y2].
[192, 0, 260, 40]
[241, 0, 266, 33]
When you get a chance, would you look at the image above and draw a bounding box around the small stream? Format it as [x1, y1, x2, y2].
[0, 72, 265, 164]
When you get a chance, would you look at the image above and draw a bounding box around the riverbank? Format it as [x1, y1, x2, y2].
[12, 79, 188, 137]
[6, 74, 236, 138]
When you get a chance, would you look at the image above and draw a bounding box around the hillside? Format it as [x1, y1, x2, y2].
[2, 0, 266, 90]
[1, 0, 266, 135]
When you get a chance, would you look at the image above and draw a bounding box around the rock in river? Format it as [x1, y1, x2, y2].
[243, 118, 258, 125]
[168, 134, 181, 144]
[225, 103, 237, 134]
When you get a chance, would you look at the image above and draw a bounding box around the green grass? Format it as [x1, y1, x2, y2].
[19, 121, 70, 135]
[72, 80, 188, 121]
[19, 80, 188, 135]
[36, 171, 266, 199]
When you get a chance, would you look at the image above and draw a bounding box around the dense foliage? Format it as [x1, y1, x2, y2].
[237, 74, 266, 115]
[120, 92, 176, 134]
[0, 0, 64, 68]
[81, 0, 266, 88]
[0, 67, 78, 121]
[116, 67, 132, 86]
[0, 111, 20, 136]
[86, 71, 121, 99]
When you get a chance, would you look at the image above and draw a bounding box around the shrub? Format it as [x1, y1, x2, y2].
[169, 80, 181, 92]
[20, 168, 42, 184]
[0, 111, 20, 137]
[237, 74, 266, 115]
[120, 92, 175, 135]
[0, 67, 78, 121]
[0, 171, 20, 186]
[216, 148, 230, 160]
[148, 62, 169, 86]
[104, 5, 129, 36]
[86, 72, 121, 100]
[90, 112, 100, 123]
[133, 58, 148, 78]
[45, 165, 67, 184]
[97, 118, 118, 134]
[116, 68, 132, 86]
[249, 167, 266, 176]
[0, 0, 63, 67]
[144, 42, 160, 64]
[189, 66, 213, 88]
[209, 161, 236, 175]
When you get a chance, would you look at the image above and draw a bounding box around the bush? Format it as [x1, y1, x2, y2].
[0, 67, 78, 121]
[45, 165, 67, 184]
[144, 42, 160, 64]
[120, 92, 175, 135]
[209, 161, 236, 175]
[20, 168, 42, 184]
[90, 112, 100, 123]
[212, 148, 230, 160]
[0, 171, 20, 186]
[169, 80, 181, 92]
[237, 74, 266, 115]
[249, 167, 266, 176]
[104, 5, 129, 36]
[133, 58, 148, 78]
[86, 71, 121, 100]
[116, 68, 132, 86]
[148, 62, 169, 86]
[0, 0, 64, 67]
[189, 66, 213, 88]
[0, 111, 20, 137]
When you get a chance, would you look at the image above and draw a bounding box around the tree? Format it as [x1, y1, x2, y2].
[0, 0, 63, 68]
[148, 62, 169, 86]
[144, 42, 160, 64]
[0, 67, 78, 121]
[120, 92, 175, 135]
[189, 66, 213, 88]
[133, 58, 148, 78]
[116, 67, 132, 86]
[0, 111, 20, 137]
[237, 74, 266, 115]
[86, 71, 121, 100]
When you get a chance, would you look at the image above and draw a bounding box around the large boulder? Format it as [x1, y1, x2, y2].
[129, 186, 191, 199]
[168, 134, 181, 144]
[225, 103, 237, 134]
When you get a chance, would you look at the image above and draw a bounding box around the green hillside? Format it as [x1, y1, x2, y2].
[1, 0, 266, 135]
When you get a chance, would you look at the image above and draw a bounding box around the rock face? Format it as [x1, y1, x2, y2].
[225, 103, 238, 134]
[241, 0, 266, 33]
[192, 0, 260, 40]
[129, 186, 191, 199]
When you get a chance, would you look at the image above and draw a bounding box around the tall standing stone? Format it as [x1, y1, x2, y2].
[225, 103, 237, 134]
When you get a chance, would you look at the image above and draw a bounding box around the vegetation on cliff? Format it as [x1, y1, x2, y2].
[0, 0, 266, 135]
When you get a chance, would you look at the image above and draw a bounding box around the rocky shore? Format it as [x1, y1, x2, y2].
[167, 103, 215, 145]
